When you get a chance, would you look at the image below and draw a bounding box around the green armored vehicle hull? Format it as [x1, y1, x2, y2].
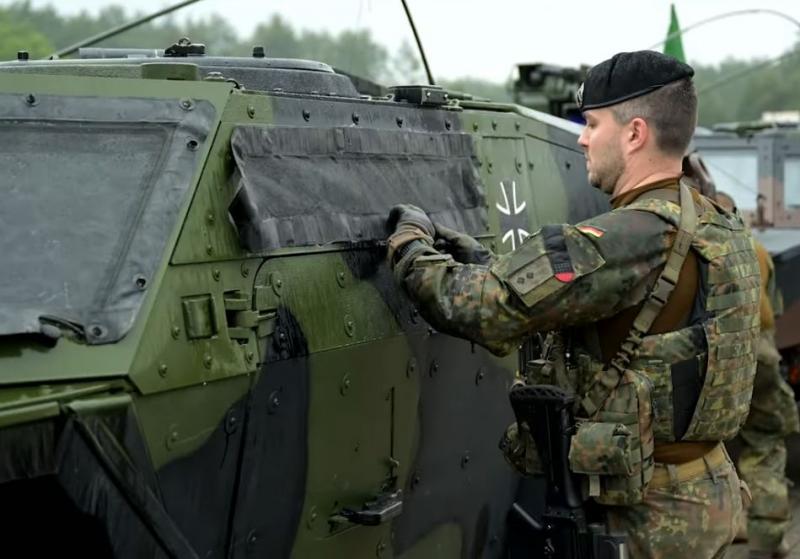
[0, 45, 606, 557]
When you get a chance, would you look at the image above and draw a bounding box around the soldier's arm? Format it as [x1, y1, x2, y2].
[396, 209, 675, 355]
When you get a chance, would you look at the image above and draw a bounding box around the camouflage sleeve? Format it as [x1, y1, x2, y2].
[400, 208, 675, 356]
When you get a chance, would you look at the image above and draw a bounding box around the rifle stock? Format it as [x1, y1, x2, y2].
[509, 384, 627, 559]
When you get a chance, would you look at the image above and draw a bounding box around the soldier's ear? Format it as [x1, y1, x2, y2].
[625, 117, 648, 154]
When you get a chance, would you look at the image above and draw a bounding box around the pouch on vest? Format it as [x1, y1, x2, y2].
[573, 361, 655, 505]
[569, 421, 634, 476]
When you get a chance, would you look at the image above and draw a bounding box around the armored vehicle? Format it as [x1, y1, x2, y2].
[0, 32, 607, 557]
[693, 121, 800, 394]
[511, 63, 588, 124]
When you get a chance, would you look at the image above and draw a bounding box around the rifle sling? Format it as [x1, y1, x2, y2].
[580, 181, 698, 417]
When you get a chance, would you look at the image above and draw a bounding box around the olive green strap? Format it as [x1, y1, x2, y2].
[580, 181, 698, 417]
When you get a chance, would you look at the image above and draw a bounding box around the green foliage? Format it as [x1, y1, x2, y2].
[0, 15, 52, 59]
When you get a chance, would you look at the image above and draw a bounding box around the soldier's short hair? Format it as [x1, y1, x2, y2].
[610, 78, 697, 157]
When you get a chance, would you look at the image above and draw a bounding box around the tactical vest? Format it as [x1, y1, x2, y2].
[565, 183, 760, 505]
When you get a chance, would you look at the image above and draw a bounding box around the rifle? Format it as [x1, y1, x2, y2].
[508, 384, 627, 559]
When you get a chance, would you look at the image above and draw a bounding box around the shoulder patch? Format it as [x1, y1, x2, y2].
[493, 224, 605, 308]
[576, 225, 605, 238]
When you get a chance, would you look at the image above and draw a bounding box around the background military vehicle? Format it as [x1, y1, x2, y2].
[511, 62, 588, 124]
[0, 3, 609, 554]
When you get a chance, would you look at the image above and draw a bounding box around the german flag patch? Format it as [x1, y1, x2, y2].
[577, 225, 605, 238]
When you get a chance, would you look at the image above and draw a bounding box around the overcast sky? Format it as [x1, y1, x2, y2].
[15, 0, 800, 81]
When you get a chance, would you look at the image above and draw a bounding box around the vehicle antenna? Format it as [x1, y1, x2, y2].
[46, 0, 205, 60]
[643, 8, 800, 96]
[400, 0, 435, 85]
[646, 8, 800, 52]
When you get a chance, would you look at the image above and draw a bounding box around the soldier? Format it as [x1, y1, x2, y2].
[386, 50, 760, 558]
[715, 191, 800, 559]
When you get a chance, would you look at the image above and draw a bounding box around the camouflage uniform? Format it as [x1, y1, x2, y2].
[390, 180, 758, 558]
[738, 242, 800, 554]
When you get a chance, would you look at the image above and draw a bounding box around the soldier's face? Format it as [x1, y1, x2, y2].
[578, 109, 625, 194]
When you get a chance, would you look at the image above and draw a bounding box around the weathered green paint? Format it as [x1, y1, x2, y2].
[134, 373, 252, 469]
[292, 338, 417, 556]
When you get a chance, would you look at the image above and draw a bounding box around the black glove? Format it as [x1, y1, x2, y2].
[434, 223, 493, 265]
[387, 204, 435, 237]
[386, 204, 435, 264]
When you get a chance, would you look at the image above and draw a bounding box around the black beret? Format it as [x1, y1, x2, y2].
[577, 50, 694, 111]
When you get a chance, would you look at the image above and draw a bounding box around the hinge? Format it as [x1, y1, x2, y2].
[223, 290, 277, 341]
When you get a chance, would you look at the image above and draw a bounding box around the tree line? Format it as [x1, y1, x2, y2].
[0, 1, 797, 126]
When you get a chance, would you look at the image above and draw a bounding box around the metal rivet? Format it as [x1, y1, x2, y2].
[247, 530, 258, 548]
[302, 109, 311, 121]
[206, 212, 215, 225]
[179, 98, 194, 111]
[212, 269, 221, 281]
[429, 360, 439, 377]
[226, 411, 238, 434]
[245, 350, 254, 363]
[528, 162, 535, 170]
[158, 364, 168, 377]
[247, 105, 256, 118]
[410, 308, 419, 324]
[203, 354, 213, 369]
[491, 120, 498, 130]
[376, 540, 387, 557]
[344, 315, 355, 337]
[352, 112, 360, 124]
[406, 358, 417, 378]
[396, 116, 404, 127]
[336, 270, 346, 288]
[461, 452, 471, 468]
[271, 273, 284, 296]
[475, 367, 485, 385]
[565, 161, 571, 170]
[25, 93, 37, 106]
[515, 121, 521, 131]
[487, 161, 493, 174]
[411, 473, 421, 489]
[205, 244, 213, 255]
[241, 263, 250, 278]
[90, 325, 105, 338]
[268, 390, 280, 414]
[171, 325, 181, 339]
[307, 506, 318, 529]
[166, 426, 179, 449]
[472, 122, 479, 132]
[186, 138, 199, 151]
[444, 120, 451, 130]
[340, 374, 351, 396]
[490, 241, 497, 251]
[134, 275, 147, 290]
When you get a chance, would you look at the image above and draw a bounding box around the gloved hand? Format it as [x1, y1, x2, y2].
[386, 204, 435, 263]
[433, 223, 494, 265]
